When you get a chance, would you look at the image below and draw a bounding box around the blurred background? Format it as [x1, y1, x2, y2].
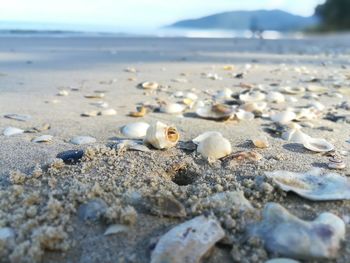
[0, 0, 349, 38]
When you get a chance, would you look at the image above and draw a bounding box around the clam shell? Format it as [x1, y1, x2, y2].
[281, 128, 310, 144]
[250, 202, 345, 259]
[252, 136, 269, 148]
[121, 122, 150, 139]
[159, 103, 186, 114]
[270, 111, 296, 124]
[197, 133, 232, 161]
[70, 136, 96, 145]
[3, 127, 24, 136]
[214, 88, 233, 101]
[185, 92, 198, 101]
[192, 131, 222, 145]
[265, 169, 350, 201]
[303, 137, 334, 152]
[32, 135, 53, 143]
[57, 90, 69, 96]
[141, 81, 159, 90]
[144, 121, 179, 149]
[150, 216, 225, 263]
[240, 102, 267, 113]
[196, 104, 235, 120]
[98, 108, 117, 116]
[239, 91, 266, 102]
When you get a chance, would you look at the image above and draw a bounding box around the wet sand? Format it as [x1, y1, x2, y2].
[0, 35, 350, 262]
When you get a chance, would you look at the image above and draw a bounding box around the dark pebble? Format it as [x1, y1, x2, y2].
[57, 150, 84, 164]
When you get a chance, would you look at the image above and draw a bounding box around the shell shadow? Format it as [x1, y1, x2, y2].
[283, 143, 309, 154]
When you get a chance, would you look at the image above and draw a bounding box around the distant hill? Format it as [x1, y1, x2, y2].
[169, 9, 319, 31]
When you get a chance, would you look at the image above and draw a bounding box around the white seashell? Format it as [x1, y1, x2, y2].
[121, 122, 150, 139]
[307, 85, 327, 93]
[116, 139, 150, 152]
[57, 90, 69, 96]
[173, 91, 184, 98]
[240, 102, 267, 113]
[252, 136, 269, 148]
[282, 86, 305, 95]
[3, 127, 24, 136]
[197, 133, 232, 161]
[303, 137, 334, 152]
[104, 224, 129, 236]
[295, 108, 318, 121]
[144, 121, 179, 149]
[250, 202, 345, 259]
[265, 169, 350, 200]
[192, 131, 223, 145]
[141, 81, 159, 90]
[196, 104, 235, 120]
[285, 96, 298, 103]
[214, 88, 233, 101]
[281, 126, 310, 144]
[270, 111, 296, 124]
[70, 136, 96, 145]
[32, 135, 53, 143]
[267, 91, 285, 103]
[4, 113, 31, 122]
[98, 108, 117, 116]
[84, 93, 105, 99]
[151, 216, 225, 263]
[125, 67, 137, 73]
[81, 111, 99, 117]
[205, 73, 222, 80]
[239, 91, 266, 102]
[159, 103, 186, 114]
[235, 109, 254, 121]
[185, 92, 198, 101]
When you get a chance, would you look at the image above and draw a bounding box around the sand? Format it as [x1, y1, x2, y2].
[0, 35, 350, 262]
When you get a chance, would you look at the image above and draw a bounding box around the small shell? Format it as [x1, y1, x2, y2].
[85, 93, 105, 99]
[267, 91, 285, 103]
[235, 110, 254, 121]
[91, 101, 109, 108]
[192, 131, 223, 145]
[239, 91, 266, 102]
[121, 122, 150, 139]
[282, 86, 305, 95]
[3, 127, 24, 136]
[197, 133, 232, 161]
[295, 108, 318, 121]
[309, 101, 325, 111]
[104, 224, 129, 236]
[328, 158, 346, 170]
[214, 88, 233, 101]
[159, 103, 186, 114]
[98, 108, 117, 116]
[141, 81, 159, 90]
[223, 65, 234, 70]
[303, 137, 334, 152]
[70, 136, 96, 145]
[185, 92, 198, 101]
[32, 135, 53, 143]
[125, 67, 137, 73]
[282, 128, 310, 144]
[144, 121, 179, 149]
[270, 111, 296, 124]
[196, 104, 235, 120]
[252, 136, 269, 148]
[57, 90, 69, 96]
[4, 114, 31, 122]
[307, 85, 327, 93]
[129, 106, 148, 117]
[81, 111, 99, 117]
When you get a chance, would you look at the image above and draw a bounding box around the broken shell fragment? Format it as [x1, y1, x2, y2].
[282, 86, 305, 95]
[32, 135, 53, 143]
[192, 131, 222, 145]
[144, 121, 179, 149]
[121, 122, 150, 139]
[98, 108, 117, 116]
[129, 106, 148, 117]
[281, 124, 310, 144]
[270, 110, 296, 124]
[150, 215, 225, 263]
[197, 133, 232, 161]
[303, 137, 334, 152]
[3, 127, 24, 136]
[250, 202, 345, 260]
[252, 136, 269, 148]
[196, 104, 235, 120]
[141, 81, 159, 90]
[70, 136, 96, 145]
[84, 93, 105, 99]
[159, 102, 186, 114]
[104, 224, 129, 236]
[265, 169, 350, 201]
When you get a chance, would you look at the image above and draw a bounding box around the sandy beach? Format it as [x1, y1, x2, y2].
[1, 35, 350, 262]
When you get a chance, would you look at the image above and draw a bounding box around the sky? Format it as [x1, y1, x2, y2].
[0, 0, 325, 30]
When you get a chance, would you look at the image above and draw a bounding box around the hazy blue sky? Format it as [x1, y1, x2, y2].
[1, 0, 325, 29]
